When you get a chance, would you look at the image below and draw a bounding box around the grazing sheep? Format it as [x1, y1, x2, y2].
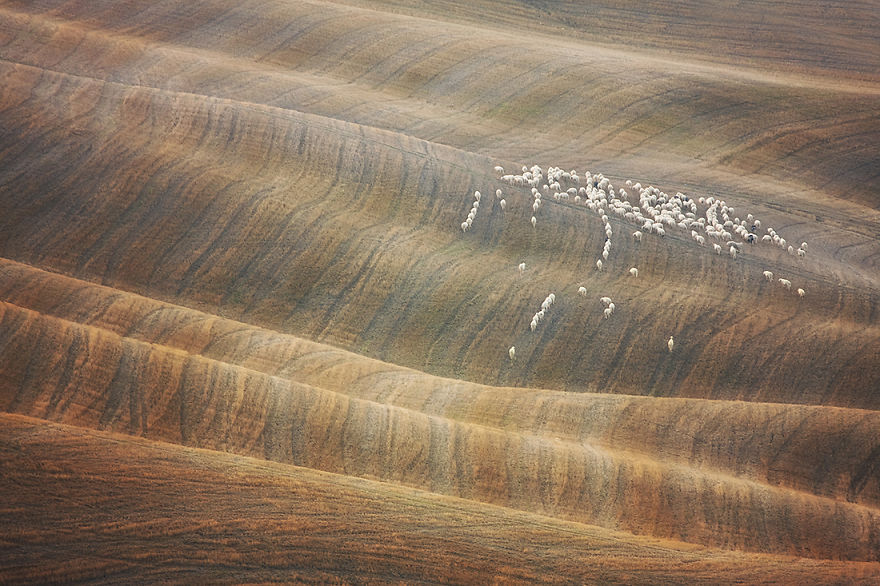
[603, 307, 613, 319]
[474, 191, 481, 202]
[763, 270, 773, 281]
[531, 216, 537, 228]
[801, 242, 808, 251]
[578, 286, 587, 297]
[461, 221, 468, 232]
[499, 199, 507, 211]
[596, 259, 603, 271]
[797, 248, 806, 257]
[494, 166, 504, 174]
[779, 278, 792, 290]
[496, 188, 503, 199]
[714, 243, 722, 254]
[608, 302, 615, 314]
[602, 249, 609, 260]
[668, 336, 674, 352]
[530, 319, 537, 332]
[797, 288, 805, 297]
[629, 267, 638, 277]
[518, 262, 526, 274]
[509, 346, 516, 361]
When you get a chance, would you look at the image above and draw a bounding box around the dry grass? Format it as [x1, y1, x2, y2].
[0, 0, 878, 581]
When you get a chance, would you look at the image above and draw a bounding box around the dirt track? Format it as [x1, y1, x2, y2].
[0, 0, 878, 581]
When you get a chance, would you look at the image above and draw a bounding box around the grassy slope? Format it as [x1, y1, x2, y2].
[1, 413, 878, 584]
[0, 0, 878, 581]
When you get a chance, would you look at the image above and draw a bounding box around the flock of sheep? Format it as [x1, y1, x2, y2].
[463, 163, 810, 363]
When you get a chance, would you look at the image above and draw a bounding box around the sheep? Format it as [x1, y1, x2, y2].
[668, 336, 674, 352]
[494, 166, 504, 174]
[600, 297, 612, 306]
[499, 199, 507, 211]
[474, 190, 481, 202]
[797, 248, 805, 257]
[496, 188, 503, 199]
[763, 270, 773, 281]
[530, 319, 537, 332]
[729, 246, 738, 259]
[797, 288, 805, 297]
[531, 216, 537, 228]
[608, 302, 615, 314]
[518, 262, 526, 274]
[801, 242, 808, 251]
[602, 249, 609, 261]
[779, 278, 792, 290]
[533, 200, 540, 212]
[596, 259, 603, 271]
[509, 346, 516, 361]
[603, 307, 613, 319]
[714, 243, 722, 254]
[633, 230, 643, 242]
[629, 267, 638, 277]
[461, 221, 469, 232]
[578, 286, 587, 297]
[788, 245, 795, 255]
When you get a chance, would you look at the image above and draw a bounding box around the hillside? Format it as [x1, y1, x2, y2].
[0, 0, 878, 582]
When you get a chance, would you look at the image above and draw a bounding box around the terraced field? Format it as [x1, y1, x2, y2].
[1, 0, 878, 582]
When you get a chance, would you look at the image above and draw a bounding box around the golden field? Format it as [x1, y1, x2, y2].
[0, 0, 878, 582]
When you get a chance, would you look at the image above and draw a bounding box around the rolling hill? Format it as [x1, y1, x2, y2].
[1, 0, 878, 582]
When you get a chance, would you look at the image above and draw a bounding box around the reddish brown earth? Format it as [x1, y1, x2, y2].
[0, 0, 878, 582]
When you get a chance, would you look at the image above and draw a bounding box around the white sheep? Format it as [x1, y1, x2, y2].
[729, 246, 737, 259]
[779, 278, 792, 290]
[603, 307, 613, 319]
[668, 336, 674, 352]
[518, 262, 526, 274]
[801, 242, 808, 251]
[596, 259, 603, 271]
[474, 190, 481, 202]
[714, 243, 722, 254]
[602, 249, 609, 260]
[530, 319, 537, 332]
[608, 302, 615, 314]
[763, 270, 773, 281]
[797, 248, 805, 257]
[531, 216, 537, 228]
[629, 267, 638, 277]
[578, 286, 587, 297]
[509, 346, 516, 361]
[499, 199, 507, 211]
[633, 231, 642, 242]
[494, 166, 504, 174]
[600, 297, 612, 305]
[461, 221, 468, 232]
[797, 288, 805, 297]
